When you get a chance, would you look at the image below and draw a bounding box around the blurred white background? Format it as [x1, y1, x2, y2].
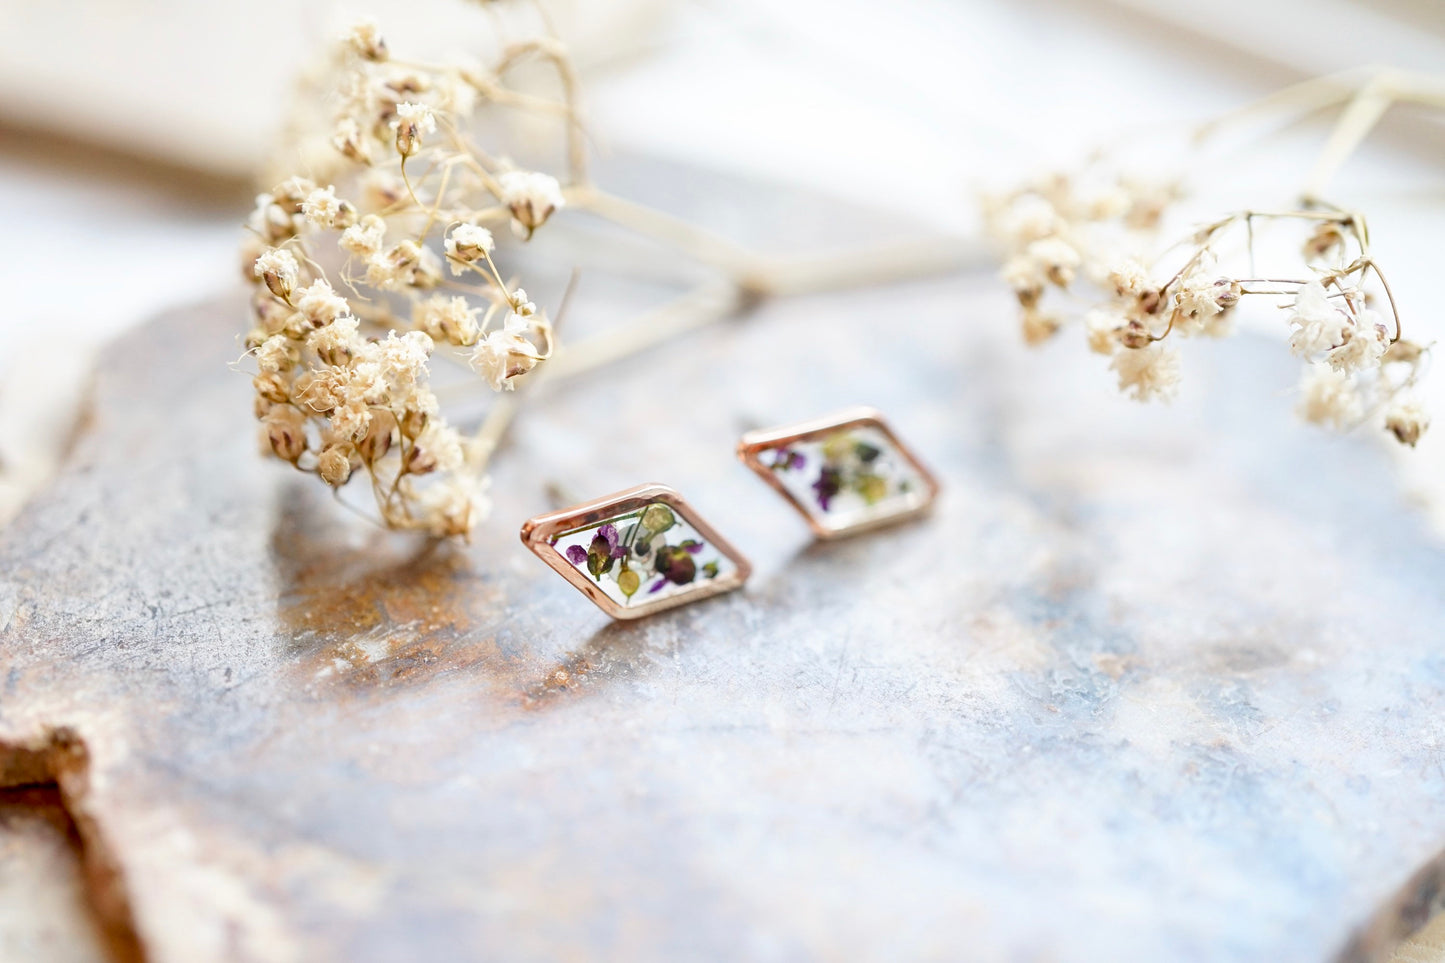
[1, 0, 1443, 520]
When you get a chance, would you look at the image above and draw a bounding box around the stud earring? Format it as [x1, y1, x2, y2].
[736, 406, 940, 538]
[520, 483, 751, 620]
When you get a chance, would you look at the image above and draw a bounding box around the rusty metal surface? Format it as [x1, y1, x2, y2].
[2, 162, 1445, 962]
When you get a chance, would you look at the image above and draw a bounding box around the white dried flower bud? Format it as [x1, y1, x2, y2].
[239, 233, 270, 284]
[1303, 221, 1346, 263]
[317, 445, 354, 486]
[444, 223, 495, 271]
[471, 330, 541, 391]
[263, 406, 308, 463]
[340, 215, 386, 259]
[406, 423, 464, 475]
[1384, 339, 1425, 366]
[281, 310, 314, 340]
[1107, 259, 1152, 299]
[392, 102, 436, 158]
[412, 247, 444, 290]
[367, 240, 442, 290]
[1117, 319, 1153, 350]
[508, 288, 536, 317]
[356, 410, 396, 463]
[433, 72, 478, 117]
[307, 316, 362, 366]
[417, 475, 490, 539]
[295, 369, 345, 415]
[253, 248, 300, 300]
[1083, 185, 1131, 221]
[1020, 308, 1061, 345]
[331, 117, 371, 165]
[413, 295, 480, 346]
[255, 334, 295, 373]
[1212, 278, 1241, 310]
[1296, 365, 1362, 429]
[1085, 308, 1125, 355]
[1121, 179, 1178, 230]
[1174, 272, 1225, 322]
[1172, 273, 1240, 338]
[1001, 255, 1044, 307]
[1384, 397, 1430, 447]
[346, 19, 388, 62]
[294, 278, 350, 328]
[397, 407, 427, 443]
[1025, 237, 1081, 288]
[247, 193, 299, 244]
[383, 72, 431, 98]
[330, 397, 372, 445]
[301, 186, 357, 229]
[997, 194, 1063, 244]
[497, 170, 565, 238]
[270, 177, 316, 214]
[373, 331, 434, 387]
[253, 371, 290, 404]
[1324, 310, 1388, 374]
[360, 170, 407, 211]
[1110, 343, 1181, 402]
[1287, 281, 1351, 359]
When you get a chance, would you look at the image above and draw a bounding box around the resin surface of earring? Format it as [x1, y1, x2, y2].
[521, 483, 751, 620]
[737, 407, 940, 538]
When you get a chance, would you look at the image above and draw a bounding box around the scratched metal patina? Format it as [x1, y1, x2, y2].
[1, 160, 1444, 962]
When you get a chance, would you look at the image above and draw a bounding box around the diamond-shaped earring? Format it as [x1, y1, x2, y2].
[737, 407, 940, 538]
[521, 483, 752, 620]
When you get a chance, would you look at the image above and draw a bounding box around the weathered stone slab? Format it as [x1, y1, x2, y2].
[0, 786, 110, 963]
[2, 163, 1444, 962]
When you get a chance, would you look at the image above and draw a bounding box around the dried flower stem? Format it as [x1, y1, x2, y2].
[570, 187, 768, 288]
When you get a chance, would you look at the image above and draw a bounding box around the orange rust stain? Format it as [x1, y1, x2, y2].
[269, 498, 514, 689]
[266, 491, 638, 705]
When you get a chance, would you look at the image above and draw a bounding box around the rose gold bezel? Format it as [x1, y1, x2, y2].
[520, 483, 752, 621]
[736, 406, 941, 539]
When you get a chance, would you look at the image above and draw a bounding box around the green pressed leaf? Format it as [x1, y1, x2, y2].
[639, 504, 676, 536]
[855, 474, 888, 505]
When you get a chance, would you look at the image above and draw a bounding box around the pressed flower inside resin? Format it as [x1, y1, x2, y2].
[521, 484, 751, 619]
[738, 408, 940, 537]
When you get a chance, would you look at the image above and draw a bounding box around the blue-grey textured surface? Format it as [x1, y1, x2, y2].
[1, 161, 1443, 962]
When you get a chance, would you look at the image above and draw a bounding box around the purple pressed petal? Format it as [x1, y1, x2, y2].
[599, 523, 619, 553]
[683, 541, 703, 554]
[565, 545, 587, 565]
[648, 578, 667, 594]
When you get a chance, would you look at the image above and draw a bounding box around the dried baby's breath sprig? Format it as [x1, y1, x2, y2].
[240, 14, 574, 540]
[984, 70, 1442, 448]
[244, 12, 982, 539]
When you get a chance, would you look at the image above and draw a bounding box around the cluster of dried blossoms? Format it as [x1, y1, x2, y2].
[986, 171, 1431, 447]
[241, 18, 578, 537]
